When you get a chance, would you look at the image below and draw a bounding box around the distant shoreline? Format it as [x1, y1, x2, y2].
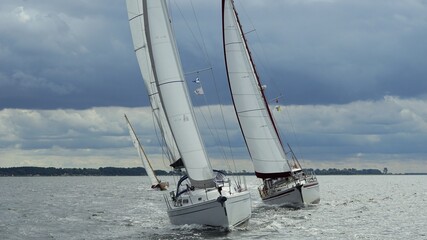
[1, 166, 425, 177]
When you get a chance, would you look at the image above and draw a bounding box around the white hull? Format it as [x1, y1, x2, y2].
[260, 175, 320, 207]
[262, 182, 320, 206]
[301, 182, 320, 204]
[165, 189, 251, 228]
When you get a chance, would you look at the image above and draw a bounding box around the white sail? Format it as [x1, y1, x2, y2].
[223, 0, 292, 178]
[142, 0, 215, 188]
[126, 0, 180, 165]
[125, 0, 252, 227]
[125, 114, 160, 187]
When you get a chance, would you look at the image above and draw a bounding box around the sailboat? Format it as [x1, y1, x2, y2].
[124, 114, 169, 191]
[222, 0, 320, 207]
[126, 0, 251, 228]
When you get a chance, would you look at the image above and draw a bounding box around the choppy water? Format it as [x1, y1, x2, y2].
[1, 175, 426, 239]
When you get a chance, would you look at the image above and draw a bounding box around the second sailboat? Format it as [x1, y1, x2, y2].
[222, 0, 320, 207]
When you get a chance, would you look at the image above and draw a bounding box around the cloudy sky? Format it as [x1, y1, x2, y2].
[1, 0, 426, 173]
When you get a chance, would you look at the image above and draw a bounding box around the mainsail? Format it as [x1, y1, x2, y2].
[127, 0, 215, 188]
[126, 0, 180, 166]
[223, 0, 293, 178]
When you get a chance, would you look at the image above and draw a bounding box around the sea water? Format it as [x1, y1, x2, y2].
[1, 175, 426, 239]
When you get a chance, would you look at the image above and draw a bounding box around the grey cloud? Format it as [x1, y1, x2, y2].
[1, 99, 426, 173]
[0, 1, 143, 109]
[2, 0, 427, 109]
[236, 0, 427, 104]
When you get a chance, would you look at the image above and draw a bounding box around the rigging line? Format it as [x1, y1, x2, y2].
[137, 17, 172, 168]
[193, 74, 240, 186]
[244, 29, 256, 35]
[235, 0, 283, 100]
[184, 67, 212, 76]
[269, 94, 284, 103]
[187, 0, 240, 175]
[192, 82, 235, 174]
[273, 102, 305, 166]
[190, 73, 241, 185]
[283, 105, 306, 166]
[140, 47, 173, 170]
[172, 3, 234, 176]
[151, 112, 178, 188]
[170, 1, 235, 171]
[171, 0, 239, 183]
[151, 111, 172, 170]
[143, 39, 175, 169]
[171, 0, 208, 67]
[172, 1, 240, 184]
[170, 1, 235, 176]
[188, 0, 211, 64]
[177, 0, 240, 182]
[236, 0, 296, 156]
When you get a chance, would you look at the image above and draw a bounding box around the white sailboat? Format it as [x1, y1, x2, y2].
[126, 0, 251, 228]
[124, 114, 169, 191]
[222, 0, 320, 207]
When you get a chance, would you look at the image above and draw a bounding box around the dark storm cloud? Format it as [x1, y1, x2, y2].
[0, 1, 145, 109]
[1, 0, 426, 109]
[226, 0, 427, 104]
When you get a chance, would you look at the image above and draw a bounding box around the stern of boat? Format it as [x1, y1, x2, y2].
[163, 173, 251, 228]
[223, 190, 251, 227]
[300, 172, 320, 204]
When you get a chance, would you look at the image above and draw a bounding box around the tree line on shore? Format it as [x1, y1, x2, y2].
[0, 166, 396, 177]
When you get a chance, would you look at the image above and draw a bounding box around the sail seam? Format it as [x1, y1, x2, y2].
[134, 45, 146, 52]
[225, 41, 243, 46]
[157, 80, 184, 86]
[236, 108, 266, 114]
[128, 13, 143, 22]
[245, 136, 279, 140]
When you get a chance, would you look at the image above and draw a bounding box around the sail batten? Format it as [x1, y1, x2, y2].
[223, 0, 291, 177]
[157, 80, 185, 86]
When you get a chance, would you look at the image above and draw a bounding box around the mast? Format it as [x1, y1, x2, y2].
[143, 0, 215, 188]
[125, 114, 160, 186]
[222, 0, 293, 178]
[126, 0, 181, 165]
